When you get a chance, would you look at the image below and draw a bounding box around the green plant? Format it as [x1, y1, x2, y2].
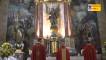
[0, 42, 14, 57]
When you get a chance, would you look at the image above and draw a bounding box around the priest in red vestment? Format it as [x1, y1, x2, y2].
[31, 38, 46, 60]
[56, 40, 70, 60]
[82, 38, 97, 60]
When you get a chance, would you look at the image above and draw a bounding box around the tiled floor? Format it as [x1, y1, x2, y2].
[0, 54, 101, 60]
[27, 54, 101, 60]
[27, 56, 84, 60]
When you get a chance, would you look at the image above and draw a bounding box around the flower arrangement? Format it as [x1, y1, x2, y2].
[0, 42, 14, 57]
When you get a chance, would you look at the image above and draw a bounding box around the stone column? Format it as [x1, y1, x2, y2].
[35, 2, 43, 38]
[0, 0, 9, 44]
[67, 4, 76, 49]
[68, 4, 74, 36]
[64, 2, 69, 37]
[97, 0, 106, 59]
[35, 3, 38, 38]
[39, 3, 43, 37]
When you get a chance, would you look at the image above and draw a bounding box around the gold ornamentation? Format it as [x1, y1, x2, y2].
[62, 48, 66, 60]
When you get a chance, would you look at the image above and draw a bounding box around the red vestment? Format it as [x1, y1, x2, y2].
[83, 44, 97, 60]
[31, 43, 46, 60]
[56, 47, 70, 60]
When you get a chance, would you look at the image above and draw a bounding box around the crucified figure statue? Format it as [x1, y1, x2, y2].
[49, 8, 58, 28]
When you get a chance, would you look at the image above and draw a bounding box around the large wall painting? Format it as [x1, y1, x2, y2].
[6, 0, 35, 46]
